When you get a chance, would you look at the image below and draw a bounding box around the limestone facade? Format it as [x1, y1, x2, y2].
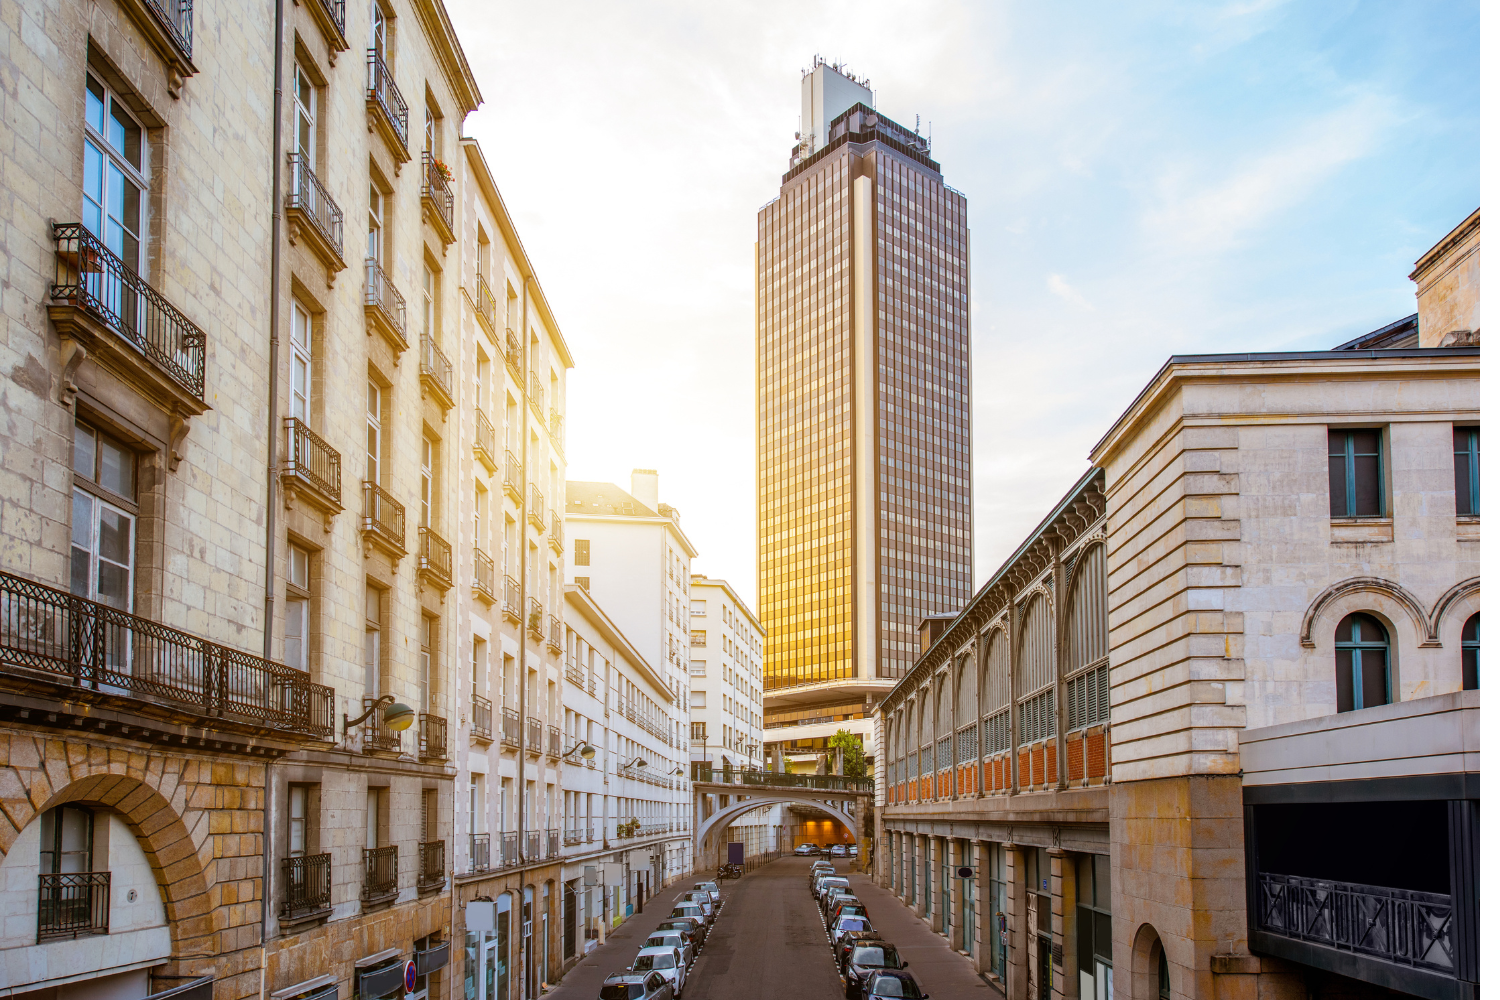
[1412, 210, 1479, 347]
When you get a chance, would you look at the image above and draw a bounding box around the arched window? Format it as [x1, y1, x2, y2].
[1462, 613, 1479, 690]
[982, 628, 1010, 714]
[1335, 613, 1390, 712]
[957, 655, 977, 727]
[1157, 944, 1171, 1000]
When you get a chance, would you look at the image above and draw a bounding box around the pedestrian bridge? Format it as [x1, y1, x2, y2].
[691, 768, 874, 858]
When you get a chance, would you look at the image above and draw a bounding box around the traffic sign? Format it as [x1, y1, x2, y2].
[403, 960, 417, 993]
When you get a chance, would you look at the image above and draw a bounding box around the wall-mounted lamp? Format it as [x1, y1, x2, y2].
[564, 740, 597, 759]
[343, 694, 416, 737]
[628, 756, 648, 767]
[672, 767, 685, 777]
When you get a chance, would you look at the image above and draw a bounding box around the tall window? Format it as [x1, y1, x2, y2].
[1462, 614, 1479, 691]
[369, 0, 388, 59]
[364, 585, 382, 696]
[574, 539, 590, 566]
[367, 184, 383, 263]
[424, 108, 436, 153]
[83, 74, 145, 272]
[1329, 429, 1383, 518]
[420, 614, 436, 709]
[294, 63, 316, 166]
[286, 543, 311, 671]
[290, 302, 312, 423]
[474, 351, 489, 413]
[1076, 854, 1112, 1000]
[420, 437, 433, 527]
[472, 637, 484, 695]
[39, 805, 94, 874]
[1454, 427, 1480, 516]
[366, 382, 382, 484]
[475, 484, 488, 550]
[366, 787, 387, 849]
[422, 263, 436, 342]
[71, 422, 136, 610]
[1334, 613, 1390, 712]
[288, 785, 309, 857]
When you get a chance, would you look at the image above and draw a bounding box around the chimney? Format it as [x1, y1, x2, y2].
[631, 469, 659, 508]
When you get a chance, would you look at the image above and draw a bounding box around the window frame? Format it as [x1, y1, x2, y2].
[1328, 428, 1386, 519]
[83, 72, 148, 273]
[290, 301, 313, 424]
[1334, 612, 1392, 712]
[1454, 426, 1480, 517]
[1461, 613, 1479, 691]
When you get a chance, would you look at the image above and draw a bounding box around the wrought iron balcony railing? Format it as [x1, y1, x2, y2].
[361, 481, 406, 557]
[0, 568, 334, 738]
[546, 725, 562, 758]
[546, 829, 560, 857]
[565, 661, 585, 689]
[474, 272, 496, 333]
[498, 831, 519, 868]
[1256, 872, 1455, 974]
[472, 548, 494, 603]
[528, 371, 544, 414]
[474, 408, 497, 474]
[505, 329, 522, 382]
[527, 486, 545, 529]
[418, 840, 445, 890]
[418, 713, 447, 760]
[470, 693, 492, 741]
[421, 151, 454, 242]
[525, 716, 542, 754]
[563, 828, 583, 847]
[310, 0, 345, 39]
[361, 696, 401, 753]
[364, 257, 407, 351]
[37, 871, 109, 942]
[145, 0, 193, 58]
[365, 50, 408, 150]
[362, 844, 398, 901]
[549, 512, 563, 552]
[525, 831, 541, 860]
[526, 598, 544, 639]
[51, 223, 207, 403]
[283, 417, 342, 512]
[469, 833, 490, 873]
[287, 154, 345, 265]
[418, 527, 452, 591]
[502, 576, 522, 623]
[280, 853, 331, 921]
[502, 451, 523, 501]
[419, 334, 453, 409]
[547, 615, 563, 652]
[500, 707, 521, 748]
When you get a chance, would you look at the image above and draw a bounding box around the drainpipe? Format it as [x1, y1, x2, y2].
[517, 275, 531, 863]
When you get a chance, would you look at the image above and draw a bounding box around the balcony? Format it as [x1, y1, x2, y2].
[418, 840, 445, 893]
[525, 831, 541, 860]
[361, 481, 406, 560]
[469, 833, 490, 873]
[549, 409, 564, 452]
[474, 408, 497, 474]
[361, 845, 398, 906]
[525, 716, 542, 755]
[546, 725, 562, 759]
[418, 527, 453, 592]
[49, 224, 208, 415]
[565, 661, 585, 689]
[527, 486, 545, 530]
[302, 0, 346, 55]
[282, 417, 343, 517]
[280, 853, 332, 925]
[527, 598, 544, 640]
[472, 548, 495, 604]
[470, 694, 492, 742]
[418, 713, 447, 760]
[500, 707, 521, 748]
[505, 328, 523, 383]
[563, 828, 583, 847]
[548, 512, 563, 554]
[419, 334, 454, 412]
[363, 258, 407, 354]
[286, 154, 345, 278]
[0, 567, 335, 741]
[497, 832, 519, 868]
[37, 871, 110, 942]
[421, 151, 455, 245]
[365, 50, 410, 165]
[546, 829, 560, 857]
[503, 451, 523, 501]
[502, 576, 522, 623]
[547, 615, 563, 653]
[528, 371, 544, 416]
[473, 272, 496, 337]
[361, 696, 401, 754]
[690, 630, 707, 647]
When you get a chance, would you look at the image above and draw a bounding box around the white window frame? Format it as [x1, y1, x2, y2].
[82, 73, 147, 271]
[291, 301, 312, 423]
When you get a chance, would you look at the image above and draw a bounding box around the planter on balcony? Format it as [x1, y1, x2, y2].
[421, 151, 455, 245]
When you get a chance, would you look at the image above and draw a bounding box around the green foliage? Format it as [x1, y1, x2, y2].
[829, 729, 868, 778]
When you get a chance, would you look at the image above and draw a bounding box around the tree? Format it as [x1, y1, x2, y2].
[828, 729, 867, 779]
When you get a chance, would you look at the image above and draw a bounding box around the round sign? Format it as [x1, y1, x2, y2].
[956, 865, 976, 879]
[403, 960, 417, 993]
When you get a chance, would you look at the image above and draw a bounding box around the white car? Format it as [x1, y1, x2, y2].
[670, 901, 709, 929]
[691, 880, 721, 904]
[632, 945, 688, 998]
[642, 930, 693, 963]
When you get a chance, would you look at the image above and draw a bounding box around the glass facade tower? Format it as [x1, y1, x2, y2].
[757, 59, 972, 761]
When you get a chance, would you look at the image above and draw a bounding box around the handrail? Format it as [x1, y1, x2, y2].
[287, 154, 344, 261]
[284, 417, 342, 507]
[364, 257, 407, 347]
[361, 481, 406, 553]
[51, 223, 207, 402]
[280, 853, 331, 919]
[419, 334, 453, 403]
[421, 152, 454, 233]
[0, 567, 334, 738]
[365, 50, 408, 148]
[1256, 872, 1454, 973]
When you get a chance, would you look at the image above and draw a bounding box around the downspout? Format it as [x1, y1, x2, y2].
[261, 0, 287, 986]
[517, 276, 531, 863]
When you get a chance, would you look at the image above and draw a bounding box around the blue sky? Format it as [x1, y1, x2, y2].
[448, 0, 1478, 605]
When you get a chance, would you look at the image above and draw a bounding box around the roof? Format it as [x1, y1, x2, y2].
[689, 575, 765, 634]
[1410, 208, 1480, 283]
[1334, 314, 1418, 351]
[564, 584, 673, 701]
[566, 481, 699, 557]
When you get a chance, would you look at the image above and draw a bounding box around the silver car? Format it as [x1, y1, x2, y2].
[642, 930, 693, 964]
[632, 945, 688, 998]
[691, 880, 721, 904]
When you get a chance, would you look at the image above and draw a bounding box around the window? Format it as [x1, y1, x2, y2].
[366, 787, 387, 849]
[690, 660, 706, 677]
[286, 544, 311, 671]
[690, 692, 707, 708]
[294, 62, 317, 167]
[1328, 429, 1383, 517]
[288, 785, 313, 857]
[290, 302, 313, 423]
[1076, 854, 1112, 1000]
[1454, 427, 1479, 516]
[367, 183, 383, 263]
[573, 539, 590, 566]
[1462, 613, 1479, 691]
[39, 805, 94, 873]
[691, 722, 706, 740]
[422, 263, 436, 341]
[71, 421, 136, 610]
[370, 0, 389, 59]
[420, 438, 433, 528]
[364, 585, 382, 696]
[366, 382, 382, 483]
[420, 614, 436, 708]
[83, 74, 145, 272]
[691, 600, 706, 616]
[1334, 613, 1390, 712]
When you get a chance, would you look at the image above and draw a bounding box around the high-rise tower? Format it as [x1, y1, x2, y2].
[757, 58, 972, 768]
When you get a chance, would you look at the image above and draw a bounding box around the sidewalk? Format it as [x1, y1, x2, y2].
[845, 867, 997, 997]
[546, 873, 703, 999]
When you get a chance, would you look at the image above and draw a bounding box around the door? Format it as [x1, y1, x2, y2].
[563, 884, 576, 959]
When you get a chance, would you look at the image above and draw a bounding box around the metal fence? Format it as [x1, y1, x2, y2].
[281, 853, 331, 920]
[1257, 872, 1453, 973]
[37, 871, 110, 941]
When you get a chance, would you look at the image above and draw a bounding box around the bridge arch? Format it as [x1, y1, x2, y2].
[695, 796, 857, 853]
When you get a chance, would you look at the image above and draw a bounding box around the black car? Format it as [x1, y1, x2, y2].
[859, 969, 927, 999]
[834, 930, 885, 973]
[599, 971, 674, 1000]
[841, 941, 905, 999]
[655, 919, 706, 956]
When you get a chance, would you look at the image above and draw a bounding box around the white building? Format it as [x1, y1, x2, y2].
[688, 575, 766, 769]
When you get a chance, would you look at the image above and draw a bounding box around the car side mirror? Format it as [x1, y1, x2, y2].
[902, 962, 909, 968]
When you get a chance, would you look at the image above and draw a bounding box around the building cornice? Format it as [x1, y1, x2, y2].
[689, 575, 765, 635]
[414, 0, 482, 115]
[1409, 208, 1480, 284]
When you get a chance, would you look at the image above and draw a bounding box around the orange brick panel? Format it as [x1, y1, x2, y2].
[1066, 735, 1084, 781]
[1087, 731, 1108, 777]
[1045, 741, 1057, 784]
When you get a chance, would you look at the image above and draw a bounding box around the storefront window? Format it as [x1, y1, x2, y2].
[1077, 854, 1113, 1000]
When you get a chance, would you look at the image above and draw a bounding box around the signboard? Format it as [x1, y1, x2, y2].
[628, 850, 649, 868]
[464, 901, 495, 933]
[726, 842, 744, 865]
[583, 865, 599, 886]
[602, 862, 625, 886]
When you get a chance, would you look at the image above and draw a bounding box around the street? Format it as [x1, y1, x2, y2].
[547, 856, 994, 1000]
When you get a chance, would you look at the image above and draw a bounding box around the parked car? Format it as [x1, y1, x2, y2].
[794, 842, 821, 856]
[814, 874, 850, 900]
[859, 970, 928, 999]
[691, 880, 721, 904]
[846, 842, 861, 858]
[599, 971, 674, 1000]
[669, 901, 709, 930]
[827, 901, 869, 932]
[642, 931, 693, 963]
[808, 861, 835, 888]
[684, 890, 717, 922]
[835, 931, 886, 976]
[631, 946, 688, 998]
[830, 915, 875, 946]
[655, 919, 706, 956]
[842, 941, 906, 999]
[828, 843, 848, 857]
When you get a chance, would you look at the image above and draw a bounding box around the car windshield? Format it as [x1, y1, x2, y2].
[838, 918, 871, 932]
[696, 882, 718, 891]
[599, 984, 644, 1000]
[870, 976, 922, 998]
[852, 946, 901, 968]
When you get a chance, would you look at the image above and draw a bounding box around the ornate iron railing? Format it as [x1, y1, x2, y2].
[474, 408, 496, 469]
[312, 0, 344, 36]
[525, 831, 541, 860]
[503, 451, 522, 498]
[421, 152, 454, 234]
[364, 258, 407, 346]
[549, 512, 563, 550]
[500, 707, 521, 747]
[525, 716, 542, 753]
[418, 527, 452, 589]
[287, 154, 344, 261]
[361, 696, 401, 753]
[418, 713, 447, 760]
[361, 481, 406, 554]
[469, 833, 490, 873]
[419, 334, 453, 405]
[528, 371, 544, 412]
[365, 50, 408, 148]
[503, 576, 522, 621]
[527, 486, 545, 529]
[362, 845, 398, 899]
[284, 418, 342, 508]
[418, 840, 445, 890]
[473, 548, 494, 601]
[0, 568, 333, 737]
[280, 853, 331, 920]
[51, 224, 206, 401]
[37, 871, 109, 941]
[698, 768, 874, 793]
[546, 725, 562, 758]
[145, 0, 193, 58]
[1257, 873, 1454, 973]
[547, 615, 563, 651]
[474, 272, 496, 332]
[497, 831, 519, 867]
[470, 693, 492, 740]
[505, 329, 522, 382]
[546, 829, 560, 857]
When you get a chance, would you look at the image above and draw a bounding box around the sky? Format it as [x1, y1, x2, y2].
[446, 0, 1479, 608]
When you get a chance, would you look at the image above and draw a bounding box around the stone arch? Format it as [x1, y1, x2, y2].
[695, 797, 856, 851]
[1130, 923, 1169, 1000]
[1431, 577, 1480, 640]
[1062, 540, 1108, 672]
[1300, 577, 1432, 648]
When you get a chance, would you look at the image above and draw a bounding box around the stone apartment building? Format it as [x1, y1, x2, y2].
[687, 575, 765, 771]
[873, 215, 1480, 1000]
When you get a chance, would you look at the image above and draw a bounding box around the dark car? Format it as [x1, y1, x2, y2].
[599, 971, 674, 1000]
[841, 941, 905, 998]
[656, 919, 706, 956]
[822, 893, 860, 924]
[794, 843, 820, 856]
[826, 901, 869, 933]
[860, 970, 928, 999]
[831, 916, 875, 951]
[834, 930, 884, 974]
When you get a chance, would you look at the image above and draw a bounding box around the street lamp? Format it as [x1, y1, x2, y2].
[564, 740, 597, 759]
[342, 694, 415, 737]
